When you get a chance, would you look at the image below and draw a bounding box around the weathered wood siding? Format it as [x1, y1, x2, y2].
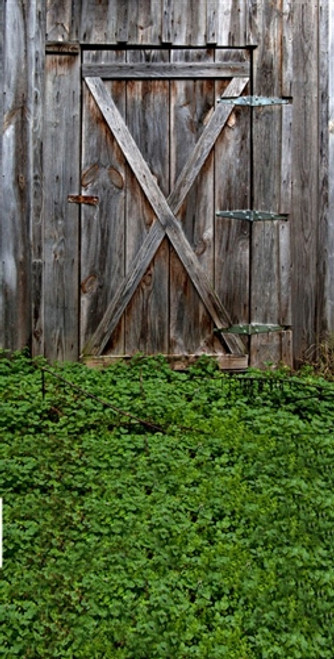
[249, 1, 293, 367]
[44, 52, 80, 361]
[328, 1, 334, 333]
[1, 1, 44, 352]
[1, 0, 333, 367]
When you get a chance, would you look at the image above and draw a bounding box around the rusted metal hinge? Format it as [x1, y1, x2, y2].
[218, 95, 291, 107]
[215, 324, 285, 336]
[67, 194, 99, 206]
[216, 210, 288, 222]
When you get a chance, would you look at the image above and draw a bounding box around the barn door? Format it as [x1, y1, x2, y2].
[79, 49, 251, 366]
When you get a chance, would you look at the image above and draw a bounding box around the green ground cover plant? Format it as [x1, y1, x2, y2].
[1, 351, 334, 658]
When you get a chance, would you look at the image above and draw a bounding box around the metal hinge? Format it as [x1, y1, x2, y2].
[216, 210, 288, 222]
[215, 324, 285, 336]
[218, 95, 291, 107]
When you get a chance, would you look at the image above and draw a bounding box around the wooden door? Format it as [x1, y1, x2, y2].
[80, 48, 251, 366]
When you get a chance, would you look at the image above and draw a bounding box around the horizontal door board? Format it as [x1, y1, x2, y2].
[82, 61, 249, 79]
[84, 354, 249, 371]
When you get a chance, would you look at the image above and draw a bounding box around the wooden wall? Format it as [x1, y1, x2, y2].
[1, 0, 333, 367]
[1, 0, 44, 353]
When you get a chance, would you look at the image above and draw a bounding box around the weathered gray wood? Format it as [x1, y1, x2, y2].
[162, 0, 173, 43]
[0, 0, 3, 346]
[290, 1, 319, 361]
[82, 61, 249, 79]
[250, 1, 293, 367]
[282, 0, 293, 97]
[169, 48, 217, 354]
[124, 50, 170, 354]
[1, 0, 44, 351]
[207, 0, 217, 45]
[2, 0, 31, 349]
[46, 41, 80, 54]
[278, 104, 293, 329]
[83, 75, 249, 356]
[217, 0, 248, 46]
[44, 54, 80, 361]
[327, 0, 334, 333]
[81, 0, 115, 43]
[168, 75, 249, 213]
[317, 0, 334, 341]
[129, 0, 163, 45]
[280, 104, 293, 215]
[116, 0, 129, 42]
[80, 50, 126, 356]
[215, 54, 250, 349]
[29, 2, 45, 356]
[84, 75, 242, 354]
[46, 0, 79, 42]
[162, 0, 207, 46]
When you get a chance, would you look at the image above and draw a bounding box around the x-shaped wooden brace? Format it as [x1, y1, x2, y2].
[83, 75, 249, 356]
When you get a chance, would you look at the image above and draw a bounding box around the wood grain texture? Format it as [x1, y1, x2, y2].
[162, 0, 207, 46]
[317, 0, 334, 340]
[207, 0, 217, 45]
[215, 51, 250, 350]
[169, 48, 216, 354]
[0, 0, 4, 347]
[29, 2, 46, 356]
[46, 0, 79, 41]
[1, 1, 44, 351]
[124, 50, 170, 355]
[217, 0, 248, 46]
[282, 0, 293, 97]
[327, 0, 334, 332]
[82, 61, 249, 78]
[83, 74, 248, 356]
[290, 1, 319, 361]
[80, 50, 127, 356]
[80, 0, 117, 43]
[170, 50, 222, 354]
[84, 76, 247, 346]
[44, 54, 80, 361]
[250, 0, 293, 367]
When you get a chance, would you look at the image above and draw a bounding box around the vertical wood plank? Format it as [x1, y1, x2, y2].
[207, 0, 217, 45]
[30, 1, 46, 356]
[282, 0, 293, 97]
[326, 0, 334, 333]
[250, 0, 293, 367]
[162, 0, 173, 43]
[170, 49, 218, 354]
[278, 104, 293, 330]
[0, 0, 3, 347]
[1, 0, 40, 350]
[78, 0, 162, 45]
[217, 0, 248, 46]
[318, 0, 334, 341]
[46, 0, 79, 41]
[80, 50, 126, 355]
[129, 0, 163, 44]
[80, 0, 117, 43]
[124, 49, 170, 354]
[215, 51, 250, 350]
[44, 54, 80, 361]
[162, 0, 207, 45]
[290, 1, 319, 361]
[116, 0, 129, 42]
